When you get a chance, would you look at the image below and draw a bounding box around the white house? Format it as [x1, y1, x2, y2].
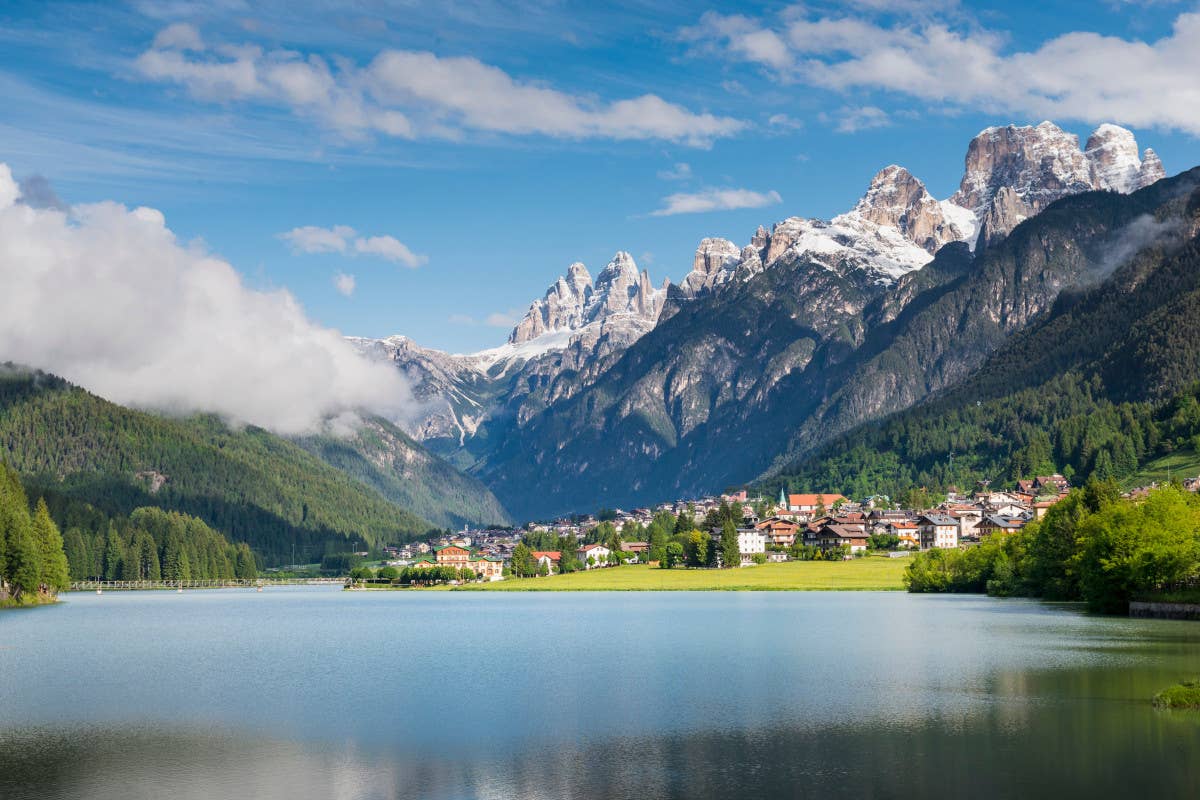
[918, 514, 959, 550]
[578, 543, 611, 568]
[737, 527, 767, 566]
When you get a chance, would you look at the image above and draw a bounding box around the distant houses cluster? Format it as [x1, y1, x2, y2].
[377, 475, 1079, 581]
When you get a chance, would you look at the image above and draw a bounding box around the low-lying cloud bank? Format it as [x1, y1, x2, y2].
[0, 163, 409, 434]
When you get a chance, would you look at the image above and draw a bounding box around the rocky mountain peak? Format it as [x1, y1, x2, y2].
[1138, 147, 1166, 187]
[680, 237, 741, 296]
[509, 252, 665, 345]
[950, 120, 1162, 244]
[850, 164, 970, 253]
[588, 252, 663, 320]
[1085, 123, 1143, 192]
[951, 121, 1094, 217]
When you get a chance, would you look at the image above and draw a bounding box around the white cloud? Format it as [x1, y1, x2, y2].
[650, 187, 782, 216]
[681, 12, 793, 71]
[0, 163, 410, 435]
[333, 271, 356, 296]
[152, 22, 205, 51]
[281, 224, 356, 253]
[279, 225, 426, 267]
[354, 235, 426, 268]
[767, 113, 805, 130]
[657, 162, 692, 181]
[686, 7, 1200, 135]
[830, 105, 891, 133]
[136, 28, 745, 146]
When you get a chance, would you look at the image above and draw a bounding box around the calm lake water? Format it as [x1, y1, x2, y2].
[2, 587, 1199, 799]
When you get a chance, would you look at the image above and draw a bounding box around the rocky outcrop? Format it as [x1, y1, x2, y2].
[848, 165, 971, 253]
[1138, 148, 1166, 188]
[679, 238, 741, 296]
[1086, 123, 1145, 193]
[510, 253, 664, 344]
[951, 121, 1163, 245]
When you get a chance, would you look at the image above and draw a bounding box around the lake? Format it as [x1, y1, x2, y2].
[2, 587, 1198, 799]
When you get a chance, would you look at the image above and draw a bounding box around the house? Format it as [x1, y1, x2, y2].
[786, 493, 849, 516]
[977, 515, 1027, 538]
[755, 517, 800, 547]
[767, 550, 789, 563]
[578, 543, 611, 568]
[1035, 474, 1070, 494]
[623, 541, 649, 558]
[530, 551, 561, 573]
[434, 544, 473, 568]
[1032, 497, 1064, 518]
[886, 520, 921, 549]
[918, 515, 959, 550]
[813, 524, 869, 555]
[736, 527, 767, 565]
[949, 508, 982, 541]
[434, 544, 504, 580]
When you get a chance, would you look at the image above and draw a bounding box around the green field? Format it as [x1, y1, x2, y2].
[1127, 448, 1200, 488]
[454, 556, 910, 591]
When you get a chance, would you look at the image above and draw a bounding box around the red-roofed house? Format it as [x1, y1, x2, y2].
[786, 493, 848, 516]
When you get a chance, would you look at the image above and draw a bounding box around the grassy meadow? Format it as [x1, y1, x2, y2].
[453, 556, 910, 591]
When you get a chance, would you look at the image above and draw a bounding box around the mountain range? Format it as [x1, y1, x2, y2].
[2, 119, 1189, 540]
[356, 121, 1177, 519]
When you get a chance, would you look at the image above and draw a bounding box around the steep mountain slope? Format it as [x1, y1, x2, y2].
[358, 121, 1165, 519]
[480, 168, 1195, 519]
[294, 415, 510, 530]
[0, 369, 473, 563]
[770, 172, 1200, 498]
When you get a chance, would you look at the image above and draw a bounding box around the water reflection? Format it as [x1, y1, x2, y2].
[1, 589, 1198, 799]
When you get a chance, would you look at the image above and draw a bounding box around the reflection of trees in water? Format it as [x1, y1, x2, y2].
[3, 710, 1199, 800]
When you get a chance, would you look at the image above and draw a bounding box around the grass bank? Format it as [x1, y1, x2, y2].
[454, 556, 910, 591]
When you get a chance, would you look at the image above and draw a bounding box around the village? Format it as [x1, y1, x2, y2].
[373, 474, 1092, 583]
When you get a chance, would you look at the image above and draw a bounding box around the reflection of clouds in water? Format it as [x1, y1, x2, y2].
[5, 591, 1200, 798]
[5, 708, 1199, 800]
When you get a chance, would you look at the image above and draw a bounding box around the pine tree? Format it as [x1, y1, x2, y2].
[234, 544, 257, 579]
[6, 511, 41, 599]
[32, 498, 70, 592]
[720, 518, 740, 569]
[103, 524, 124, 580]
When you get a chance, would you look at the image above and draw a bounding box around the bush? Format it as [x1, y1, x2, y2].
[751, 552, 768, 565]
[1153, 680, 1200, 709]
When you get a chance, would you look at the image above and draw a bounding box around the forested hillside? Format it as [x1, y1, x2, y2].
[770, 175, 1200, 499]
[44, 494, 257, 582]
[0, 462, 70, 606]
[0, 369, 436, 564]
[295, 416, 510, 530]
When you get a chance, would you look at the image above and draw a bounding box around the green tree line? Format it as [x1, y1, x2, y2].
[904, 481, 1200, 613]
[772, 376, 1200, 502]
[0, 368, 438, 565]
[54, 501, 258, 583]
[0, 463, 70, 606]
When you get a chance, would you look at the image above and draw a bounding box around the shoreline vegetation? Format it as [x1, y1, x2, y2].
[1153, 680, 1200, 709]
[350, 557, 910, 592]
[1, 463, 70, 609]
[903, 481, 1200, 614]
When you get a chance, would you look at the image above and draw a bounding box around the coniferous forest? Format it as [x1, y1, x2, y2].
[0, 462, 70, 606]
[0, 368, 440, 565]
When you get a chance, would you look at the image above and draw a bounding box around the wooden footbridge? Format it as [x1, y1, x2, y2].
[68, 578, 347, 591]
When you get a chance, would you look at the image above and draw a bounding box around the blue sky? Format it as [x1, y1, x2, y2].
[2, 0, 1198, 353]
